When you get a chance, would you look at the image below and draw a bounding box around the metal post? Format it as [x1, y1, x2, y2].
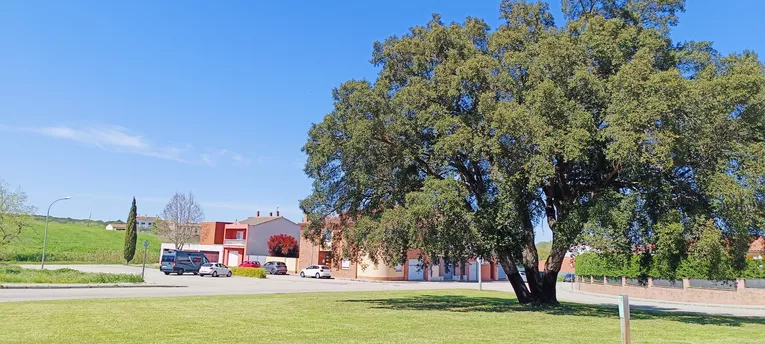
[41, 197, 70, 269]
[618, 294, 631, 344]
[141, 240, 149, 280]
[478, 258, 483, 291]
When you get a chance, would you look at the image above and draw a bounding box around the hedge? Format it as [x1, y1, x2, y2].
[575, 253, 765, 279]
[231, 267, 267, 278]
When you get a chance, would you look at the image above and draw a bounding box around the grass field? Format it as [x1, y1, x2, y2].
[1, 290, 763, 344]
[0, 220, 162, 264]
[0, 265, 142, 284]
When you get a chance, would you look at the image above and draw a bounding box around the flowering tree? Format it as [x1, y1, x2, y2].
[267, 234, 299, 257]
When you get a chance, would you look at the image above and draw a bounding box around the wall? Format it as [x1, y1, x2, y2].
[200, 222, 228, 245]
[298, 236, 320, 270]
[357, 256, 405, 281]
[576, 277, 765, 306]
[245, 218, 300, 256]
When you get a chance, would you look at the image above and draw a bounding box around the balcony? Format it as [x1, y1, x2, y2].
[224, 239, 246, 246]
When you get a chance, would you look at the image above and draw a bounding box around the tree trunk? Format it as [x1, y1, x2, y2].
[540, 241, 569, 305]
[497, 253, 533, 304]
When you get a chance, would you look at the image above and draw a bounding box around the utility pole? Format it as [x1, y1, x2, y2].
[478, 258, 482, 291]
[87, 212, 92, 227]
[141, 240, 149, 280]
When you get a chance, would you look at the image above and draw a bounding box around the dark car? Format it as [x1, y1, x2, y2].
[263, 261, 288, 275]
[160, 250, 208, 275]
[563, 273, 576, 282]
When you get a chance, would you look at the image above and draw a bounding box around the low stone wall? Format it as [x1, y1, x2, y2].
[575, 276, 765, 306]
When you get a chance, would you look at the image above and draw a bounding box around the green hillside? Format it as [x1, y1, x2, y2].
[0, 220, 162, 264]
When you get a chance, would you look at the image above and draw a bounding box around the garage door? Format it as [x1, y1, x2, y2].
[227, 251, 240, 266]
[468, 262, 478, 281]
[497, 264, 507, 280]
[407, 259, 424, 281]
[201, 251, 219, 263]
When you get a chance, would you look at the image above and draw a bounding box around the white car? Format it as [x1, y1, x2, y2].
[199, 263, 232, 277]
[300, 265, 331, 279]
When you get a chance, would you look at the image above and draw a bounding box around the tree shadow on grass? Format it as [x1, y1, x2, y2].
[343, 295, 765, 327]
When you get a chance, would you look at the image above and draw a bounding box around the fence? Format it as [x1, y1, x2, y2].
[576, 275, 765, 305]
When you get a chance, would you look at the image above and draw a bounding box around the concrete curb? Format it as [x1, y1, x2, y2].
[0, 284, 186, 290]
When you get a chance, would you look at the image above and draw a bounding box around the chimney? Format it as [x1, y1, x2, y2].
[276, 210, 280, 217]
[256, 211, 260, 217]
[269, 212, 273, 216]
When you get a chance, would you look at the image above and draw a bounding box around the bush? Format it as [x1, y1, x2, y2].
[576, 252, 764, 280]
[231, 267, 266, 278]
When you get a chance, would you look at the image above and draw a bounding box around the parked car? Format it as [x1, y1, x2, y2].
[300, 265, 331, 279]
[160, 250, 208, 275]
[563, 273, 576, 282]
[263, 261, 288, 275]
[199, 263, 232, 277]
[238, 260, 261, 268]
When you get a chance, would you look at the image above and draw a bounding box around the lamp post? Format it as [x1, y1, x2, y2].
[41, 196, 71, 269]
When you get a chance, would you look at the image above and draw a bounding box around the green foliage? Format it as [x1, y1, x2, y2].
[123, 198, 138, 263]
[0, 265, 143, 284]
[0, 180, 35, 247]
[0, 220, 161, 264]
[536, 241, 552, 260]
[653, 215, 688, 280]
[231, 267, 266, 278]
[576, 252, 765, 280]
[680, 220, 731, 280]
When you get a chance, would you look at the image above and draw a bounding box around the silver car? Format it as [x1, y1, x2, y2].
[199, 263, 232, 277]
[263, 261, 288, 275]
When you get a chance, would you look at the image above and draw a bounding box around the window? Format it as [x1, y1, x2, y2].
[236, 231, 244, 240]
[192, 257, 202, 263]
[161, 255, 175, 262]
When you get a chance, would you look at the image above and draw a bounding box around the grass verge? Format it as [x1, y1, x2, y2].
[0, 265, 143, 284]
[0, 289, 763, 343]
[0, 220, 162, 264]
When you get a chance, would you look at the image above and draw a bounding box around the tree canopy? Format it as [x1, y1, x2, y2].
[301, 0, 765, 305]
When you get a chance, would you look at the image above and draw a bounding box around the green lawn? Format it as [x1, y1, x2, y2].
[0, 220, 162, 264]
[1, 290, 763, 344]
[0, 265, 142, 284]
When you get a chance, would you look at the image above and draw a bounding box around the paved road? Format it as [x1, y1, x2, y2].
[4, 265, 764, 317]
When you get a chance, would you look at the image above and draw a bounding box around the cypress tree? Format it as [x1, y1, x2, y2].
[124, 197, 138, 264]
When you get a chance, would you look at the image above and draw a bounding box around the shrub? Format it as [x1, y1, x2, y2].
[267, 234, 299, 257]
[231, 267, 267, 278]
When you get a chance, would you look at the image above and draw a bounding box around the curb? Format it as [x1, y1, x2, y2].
[0, 284, 186, 290]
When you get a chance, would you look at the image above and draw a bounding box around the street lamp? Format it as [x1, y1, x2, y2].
[41, 196, 71, 269]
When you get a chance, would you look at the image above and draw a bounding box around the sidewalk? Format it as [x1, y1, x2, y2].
[556, 283, 765, 317]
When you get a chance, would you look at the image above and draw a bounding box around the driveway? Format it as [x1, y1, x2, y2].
[4, 265, 765, 317]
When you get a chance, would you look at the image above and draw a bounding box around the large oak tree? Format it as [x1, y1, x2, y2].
[301, 0, 765, 304]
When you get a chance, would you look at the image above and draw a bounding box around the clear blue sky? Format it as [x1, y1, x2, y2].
[0, 1, 762, 242]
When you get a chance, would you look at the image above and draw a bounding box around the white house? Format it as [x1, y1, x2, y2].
[137, 216, 157, 229]
[105, 223, 126, 231]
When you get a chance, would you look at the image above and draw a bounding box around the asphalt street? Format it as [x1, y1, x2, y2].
[3, 265, 764, 317]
